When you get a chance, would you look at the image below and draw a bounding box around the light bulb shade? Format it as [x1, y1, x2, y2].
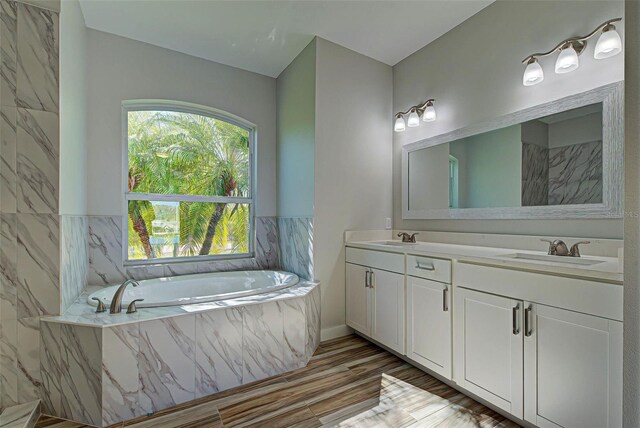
[594, 28, 622, 59]
[523, 59, 544, 86]
[423, 105, 436, 122]
[555, 45, 579, 74]
[394, 116, 405, 132]
[407, 110, 420, 127]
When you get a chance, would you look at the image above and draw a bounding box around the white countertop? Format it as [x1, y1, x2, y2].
[346, 240, 623, 284]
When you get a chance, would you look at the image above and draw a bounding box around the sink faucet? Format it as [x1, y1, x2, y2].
[398, 232, 418, 243]
[569, 241, 591, 257]
[541, 239, 590, 257]
[110, 279, 139, 314]
[541, 239, 570, 256]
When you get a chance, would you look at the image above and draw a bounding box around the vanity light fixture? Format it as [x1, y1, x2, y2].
[407, 108, 420, 127]
[423, 100, 436, 122]
[394, 99, 436, 132]
[522, 18, 622, 86]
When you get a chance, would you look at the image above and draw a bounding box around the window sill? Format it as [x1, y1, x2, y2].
[123, 252, 256, 267]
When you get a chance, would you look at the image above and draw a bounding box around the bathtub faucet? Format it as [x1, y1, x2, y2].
[109, 279, 140, 314]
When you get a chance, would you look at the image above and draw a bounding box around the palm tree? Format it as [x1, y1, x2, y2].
[127, 167, 156, 258]
[127, 110, 250, 259]
[155, 113, 249, 255]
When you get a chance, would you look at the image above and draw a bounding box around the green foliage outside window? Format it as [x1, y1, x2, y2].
[127, 110, 251, 260]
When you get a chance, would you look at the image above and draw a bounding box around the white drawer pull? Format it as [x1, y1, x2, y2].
[415, 261, 435, 271]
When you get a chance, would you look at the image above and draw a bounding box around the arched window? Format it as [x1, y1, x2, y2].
[123, 101, 254, 263]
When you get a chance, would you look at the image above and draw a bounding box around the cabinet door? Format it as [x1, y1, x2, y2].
[524, 303, 622, 428]
[407, 276, 451, 379]
[345, 263, 370, 335]
[371, 268, 405, 354]
[454, 287, 523, 418]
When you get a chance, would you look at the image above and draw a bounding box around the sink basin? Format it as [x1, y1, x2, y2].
[377, 241, 418, 247]
[500, 253, 604, 266]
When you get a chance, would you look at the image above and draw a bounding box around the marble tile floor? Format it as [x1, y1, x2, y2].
[34, 335, 520, 428]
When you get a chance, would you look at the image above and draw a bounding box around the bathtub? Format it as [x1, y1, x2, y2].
[87, 270, 299, 308]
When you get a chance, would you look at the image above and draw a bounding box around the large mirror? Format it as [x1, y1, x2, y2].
[402, 83, 623, 219]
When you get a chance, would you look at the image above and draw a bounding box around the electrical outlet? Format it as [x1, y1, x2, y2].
[385, 217, 392, 229]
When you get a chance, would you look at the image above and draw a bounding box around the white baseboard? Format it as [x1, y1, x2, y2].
[321, 324, 353, 341]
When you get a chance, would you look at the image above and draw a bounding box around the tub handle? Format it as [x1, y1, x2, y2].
[91, 297, 106, 313]
[126, 299, 144, 314]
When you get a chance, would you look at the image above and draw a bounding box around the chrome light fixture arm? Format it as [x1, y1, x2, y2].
[522, 18, 622, 64]
[522, 17, 622, 86]
[395, 99, 435, 117]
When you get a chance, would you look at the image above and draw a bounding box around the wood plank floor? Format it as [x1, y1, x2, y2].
[35, 335, 521, 428]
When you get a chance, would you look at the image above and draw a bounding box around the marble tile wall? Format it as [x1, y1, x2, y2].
[305, 283, 321, 360]
[138, 315, 196, 414]
[549, 141, 603, 205]
[40, 284, 320, 427]
[278, 217, 313, 280]
[0, 0, 59, 410]
[194, 307, 243, 399]
[521, 141, 604, 207]
[521, 142, 549, 207]
[60, 216, 88, 313]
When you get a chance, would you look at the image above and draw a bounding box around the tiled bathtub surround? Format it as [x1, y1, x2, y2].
[521, 142, 549, 207]
[520, 140, 603, 207]
[278, 217, 313, 280]
[0, 0, 60, 410]
[87, 215, 312, 285]
[549, 140, 603, 205]
[60, 216, 88, 312]
[40, 282, 320, 427]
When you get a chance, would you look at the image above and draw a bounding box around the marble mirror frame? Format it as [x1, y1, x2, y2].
[402, 82, 623, 220]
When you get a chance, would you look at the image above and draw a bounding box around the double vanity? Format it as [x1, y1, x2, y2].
[345, 236, 622, 428]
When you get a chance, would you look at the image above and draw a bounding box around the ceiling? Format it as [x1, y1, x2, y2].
[78, 0, 494, 78]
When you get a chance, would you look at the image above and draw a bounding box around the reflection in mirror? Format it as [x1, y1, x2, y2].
[408, 103, 603, 210]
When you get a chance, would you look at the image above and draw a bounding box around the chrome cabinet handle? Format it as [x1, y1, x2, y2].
[370, 271, 375, 289]
[442, 287, 448, 312]
[365, 270, 370, 288]
[415, 261, 435, 271]
[512, 303, 520, 335]
[525, 305, 533, 337]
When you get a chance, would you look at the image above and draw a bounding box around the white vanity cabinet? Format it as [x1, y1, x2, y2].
[345, 263, 371, 334]
[344, 242, 623, 428]
[345, 247, 405, 353]
[453, 287, 524, 418]
[406, 255, 452, 379]
[370, 269, 405, 353]
[455, 262, 623, 427]
[524, 303, 622, 428]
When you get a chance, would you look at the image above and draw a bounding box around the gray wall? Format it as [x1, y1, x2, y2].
[314, 38, 393, 338]
[408, 143, 450, 210]
[393, 0, 624, 239]
[85, 29, 277, 216]
[548, 111, 602, 148]
[276, 39, 315, 217]
[59, 0, 87, 215]
[454, 125, 522, 208]
[624, 1, 639, 426]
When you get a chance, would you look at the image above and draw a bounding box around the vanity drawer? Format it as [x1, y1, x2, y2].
[345, 247, 404, 274]
[455, 262, 623, 321]
[406, 255, 451, 284]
